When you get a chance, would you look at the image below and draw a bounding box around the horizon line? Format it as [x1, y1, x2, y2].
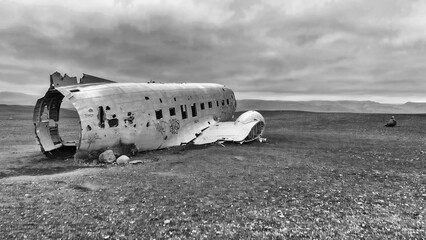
[1, 90, 425, 105]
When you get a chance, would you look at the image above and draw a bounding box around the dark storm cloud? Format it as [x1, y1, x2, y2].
[1, 0, 426, 102]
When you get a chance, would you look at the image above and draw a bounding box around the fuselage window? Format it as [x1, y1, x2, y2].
[226, 99, 230, 105]
[155, 110, 163, 119]
[159, 98, 163, 103]
[181, 105, 188, 119]
[222, 100, 225, 106]
[98, 106, 105, 128]
[200, 102, 205, 110]
[169, 107, 176, 116]
[191, 103, 197, 117]
[216, 100, 219, 107]
[145, 96, 149, 100]
[208, 101, 212, 108]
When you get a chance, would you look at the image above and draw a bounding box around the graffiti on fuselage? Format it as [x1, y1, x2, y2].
[154, 120, 167, 135]
[153, 119, 180, 135]
[169, 119, 180, 134]
[85, 132, 101, 150]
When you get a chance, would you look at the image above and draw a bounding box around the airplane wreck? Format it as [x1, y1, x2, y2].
[34, 72, 265, 157]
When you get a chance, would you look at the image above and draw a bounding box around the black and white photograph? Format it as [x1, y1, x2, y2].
[0, 0, 425, 238]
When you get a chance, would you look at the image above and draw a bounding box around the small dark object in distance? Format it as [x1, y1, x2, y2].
[384, 116, 397, 127]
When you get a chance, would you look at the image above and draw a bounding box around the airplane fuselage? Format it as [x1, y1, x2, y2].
[70, 82, 236, 151]
[33, 72, 264, 157]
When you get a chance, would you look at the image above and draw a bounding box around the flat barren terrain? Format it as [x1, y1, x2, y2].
[1, 108, 425, 239]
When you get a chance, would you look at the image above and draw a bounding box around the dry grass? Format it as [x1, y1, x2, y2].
[0, 110, 425, 239]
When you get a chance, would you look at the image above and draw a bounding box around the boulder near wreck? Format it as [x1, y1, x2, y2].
[34, 72, 265, 157]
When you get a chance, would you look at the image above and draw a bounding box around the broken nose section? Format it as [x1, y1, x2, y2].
[33, 88, 78, 157]
[33, 72, 116, 158]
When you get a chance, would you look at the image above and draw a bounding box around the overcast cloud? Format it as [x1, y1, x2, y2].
[1, 0, 425, 103]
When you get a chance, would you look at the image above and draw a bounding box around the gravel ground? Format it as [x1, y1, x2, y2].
[1, 111, 425, 239]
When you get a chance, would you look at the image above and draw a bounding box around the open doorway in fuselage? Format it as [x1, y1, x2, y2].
[58, 97, 81, 149]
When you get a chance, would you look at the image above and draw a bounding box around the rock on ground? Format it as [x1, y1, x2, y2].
[99, 150, 116, 163]
[129, 160, 144, 165]
[117, 155, 130, 165]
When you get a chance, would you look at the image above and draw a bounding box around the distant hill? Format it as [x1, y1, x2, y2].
[0, 104, 78, 120]
[0, 91, 75, 108]
[237, 99, 426, 114]
[0, 92, 39, 106]
[1, 91, 426, 114]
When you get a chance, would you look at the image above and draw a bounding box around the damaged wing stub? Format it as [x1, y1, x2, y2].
[34, 72, 266, 157]
[193, 111, 265, 145]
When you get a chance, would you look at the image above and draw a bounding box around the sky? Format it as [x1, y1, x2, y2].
[1, 0, 426, 103]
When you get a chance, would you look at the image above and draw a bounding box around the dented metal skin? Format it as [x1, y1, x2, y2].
[33, 72, 265, 156]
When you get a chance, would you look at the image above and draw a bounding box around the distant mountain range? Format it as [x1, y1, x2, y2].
[237, 99, 426, 114]
[0, 92, 40, 106]
[1, 91, 425, 114]
[0, 91, 75, 108]
[0, 104, 78, 120]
